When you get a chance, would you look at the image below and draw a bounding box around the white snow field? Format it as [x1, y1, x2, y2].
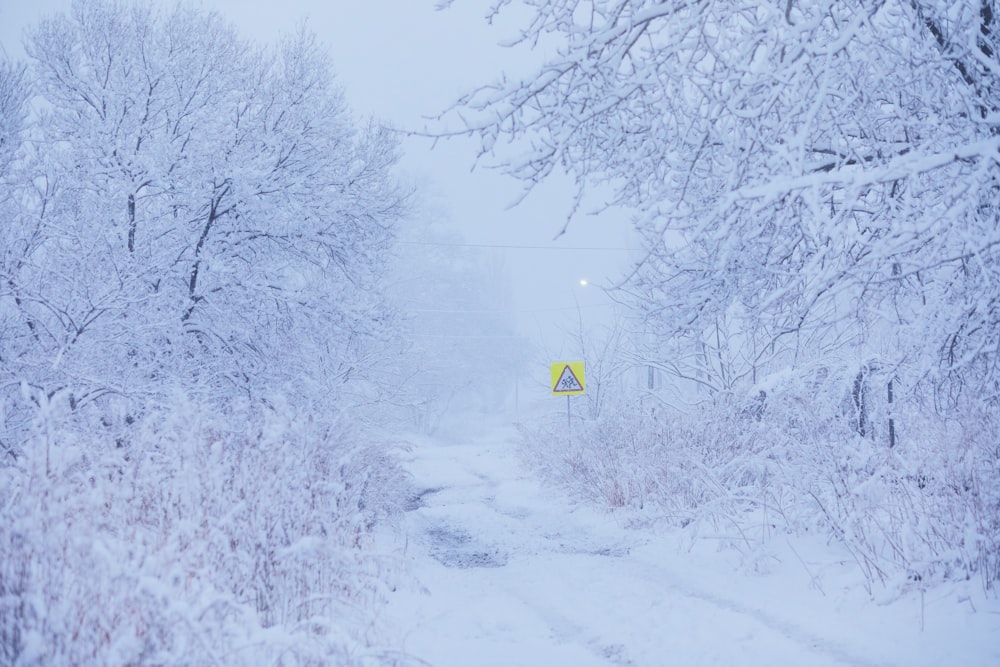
[382, 421, 1000, 666]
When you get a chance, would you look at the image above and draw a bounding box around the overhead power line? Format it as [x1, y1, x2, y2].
[398, 240, 637, 252]
[404, 303, 615, 315]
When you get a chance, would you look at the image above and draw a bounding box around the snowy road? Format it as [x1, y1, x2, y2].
[383, 425, 1000, 666]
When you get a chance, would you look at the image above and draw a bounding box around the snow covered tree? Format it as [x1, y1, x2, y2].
[0, 56, 32, 453]
[1, 0, 407, 436]
[0, 57, 28, 178]
[446, 0, 1000, 408]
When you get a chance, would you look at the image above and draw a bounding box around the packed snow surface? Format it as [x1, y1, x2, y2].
[384, 422, 1000, 666]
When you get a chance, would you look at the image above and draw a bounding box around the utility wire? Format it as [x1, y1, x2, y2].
[405, 303, 614, 315]
[408, 333, 528, 339]
[398, 240, 637, 252]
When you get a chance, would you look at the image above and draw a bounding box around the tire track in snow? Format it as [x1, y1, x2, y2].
[623, 558, 896, 667]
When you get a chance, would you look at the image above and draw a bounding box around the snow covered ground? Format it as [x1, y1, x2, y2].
[381, 420, 1000, 666]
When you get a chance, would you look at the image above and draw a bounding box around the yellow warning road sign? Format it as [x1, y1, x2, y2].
[551, 361, 586, 395]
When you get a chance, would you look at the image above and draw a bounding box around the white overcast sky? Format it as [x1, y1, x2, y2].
[0, 0, 634, 353]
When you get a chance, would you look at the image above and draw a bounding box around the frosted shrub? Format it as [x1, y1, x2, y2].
[0, 393, 409, 666]
[518, 402, 661, 509]
[521, 384, 1000, 596]
[519, 398, 777, 526]
[801, 398, 1000, 594]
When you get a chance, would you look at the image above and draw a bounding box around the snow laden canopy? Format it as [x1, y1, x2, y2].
[1, 1, 407, 428]
[447, 0, 999, 406]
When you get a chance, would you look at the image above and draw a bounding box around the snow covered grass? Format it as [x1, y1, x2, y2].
[0, 392, 411, 666]
[518, 391, 1000, 599]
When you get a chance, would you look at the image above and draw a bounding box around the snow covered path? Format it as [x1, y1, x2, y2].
[383, 425, 1000, 666]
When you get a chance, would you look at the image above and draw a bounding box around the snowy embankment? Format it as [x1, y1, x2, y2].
[384, 421, 999, 666]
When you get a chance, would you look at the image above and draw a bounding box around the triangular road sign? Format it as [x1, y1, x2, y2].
[552, 363, 584, 394]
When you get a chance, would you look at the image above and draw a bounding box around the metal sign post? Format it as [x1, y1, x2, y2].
[551, 361, 585, 428]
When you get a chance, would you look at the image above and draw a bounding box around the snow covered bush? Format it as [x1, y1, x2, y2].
[519, 397, 777, 523]
[520, 377, 1000, 596]
[0, 392, 410, 666]
[798, 394, 1000, 594]
[517, 402, 657, 510]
